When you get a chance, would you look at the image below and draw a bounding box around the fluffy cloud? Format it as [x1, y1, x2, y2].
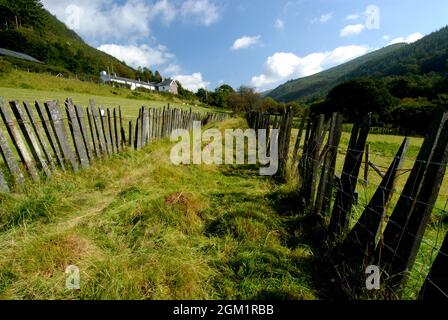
[97, 44, 175, 69]
[42, 0, 173, 44]
[312, 13, 333, 24]
[251, 45, 369, 89]
[389, 32, 424, 45]
[340, 24, 365, 37]
[231, 35, 261, 51]
[274, 19, 285, 30]
[42, 0, 220, 44]
[181, 0, 220, 26]
[164, 64, 182, 75]
[174, 73, 210, 92]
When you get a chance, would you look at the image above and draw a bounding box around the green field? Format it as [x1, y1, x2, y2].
[0, 70, 220, 120]
[0, 118, 316, 299]
[0, 71, 445, 299]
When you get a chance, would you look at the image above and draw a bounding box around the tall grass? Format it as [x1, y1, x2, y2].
[0, 118, 316, 300]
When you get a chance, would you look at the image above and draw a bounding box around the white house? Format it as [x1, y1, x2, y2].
[100, 71, 156, 91]
[99, 71, 178, 94]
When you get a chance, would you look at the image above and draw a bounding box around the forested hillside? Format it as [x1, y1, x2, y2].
[0, 0, 161, 81]
[269, 26, 448, 103]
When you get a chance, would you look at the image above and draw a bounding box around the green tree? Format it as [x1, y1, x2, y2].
[261, 97, 278, 113]
[154, 70, 162, 83]
[176, 81, 196, 101]
[228, 86, 261, 112]
[196, 88, 209, 104]
[316, 78, 397, 123]
[0, 0, 45, 29]
[211, 84, 235, 108]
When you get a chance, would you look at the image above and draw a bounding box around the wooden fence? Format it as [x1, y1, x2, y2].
[248, 108, 448, 300]
[0, 96, 229, 192]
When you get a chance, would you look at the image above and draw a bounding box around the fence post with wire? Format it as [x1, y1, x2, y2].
[246, 105, 448, 300]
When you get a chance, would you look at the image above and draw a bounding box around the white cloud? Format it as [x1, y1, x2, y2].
[251, 45, 369, 90]
[42, 0, 220, 44]
[389, 32, 424, 45]
[231, 35, 261, 51]
[346, 14, 360, 20]
[325, 45, 369, 64]
[152, 0, 177, 24]
[181, 0, 220, 26]
[340, 24, 365, 37]
[174, 73, 210, 92]
[164, 64, 182, 75]
[97, 44, 175, 69]
[274, 18, 285, 30]
[312, 12, 333, 24]
[383, 35, 390, 40]
[42, 0, 175, 44]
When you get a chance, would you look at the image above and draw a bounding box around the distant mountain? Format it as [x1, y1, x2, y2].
[268, 44, 406, 102]
[268, 26, 448, 103]
[0, 0, 136, 80]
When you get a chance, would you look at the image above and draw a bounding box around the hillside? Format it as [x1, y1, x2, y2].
[269, 26, 448, 102]
[0, 0, 137, 80]
[268, 44, 405, 102]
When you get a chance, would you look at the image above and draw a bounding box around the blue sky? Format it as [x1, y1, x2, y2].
[42, 0, 448, 92]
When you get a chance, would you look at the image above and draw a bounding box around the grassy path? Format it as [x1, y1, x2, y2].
[0, 119, 317, 300]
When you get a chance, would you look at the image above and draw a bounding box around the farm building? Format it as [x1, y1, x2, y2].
[156, 78, 179, 95]
[99, 71, 178, 94]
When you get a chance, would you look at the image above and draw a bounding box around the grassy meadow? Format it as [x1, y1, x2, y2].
[0, 70, 220, 120]
[0, 69, 445, 300]
[0, 118, 317, 300]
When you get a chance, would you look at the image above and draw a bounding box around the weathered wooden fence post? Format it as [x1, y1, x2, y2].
[119, 106, 126, 148]
[10, 100, 51, 177]
[75, 105, 94, 161]
[107, 108, 116, 154]
[0, 98, 40, 181]
[35, 100, 66, 171]
[45, 100, 79, 172]
[23, 101, 56, 170]
[314, 112, 343, 217]
[89, 100, 107, 156]
[86, 106, 101, 158]
[328, 113, 371, 237]
[65, 99, 89, 169]
[0, 124, 25, 185]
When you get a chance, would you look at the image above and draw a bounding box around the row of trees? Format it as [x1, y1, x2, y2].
[311, 76, 448, 134]
[0, 0, 45, 30]
[134, 67, 163, 83]
[195, 85, 305, 114]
